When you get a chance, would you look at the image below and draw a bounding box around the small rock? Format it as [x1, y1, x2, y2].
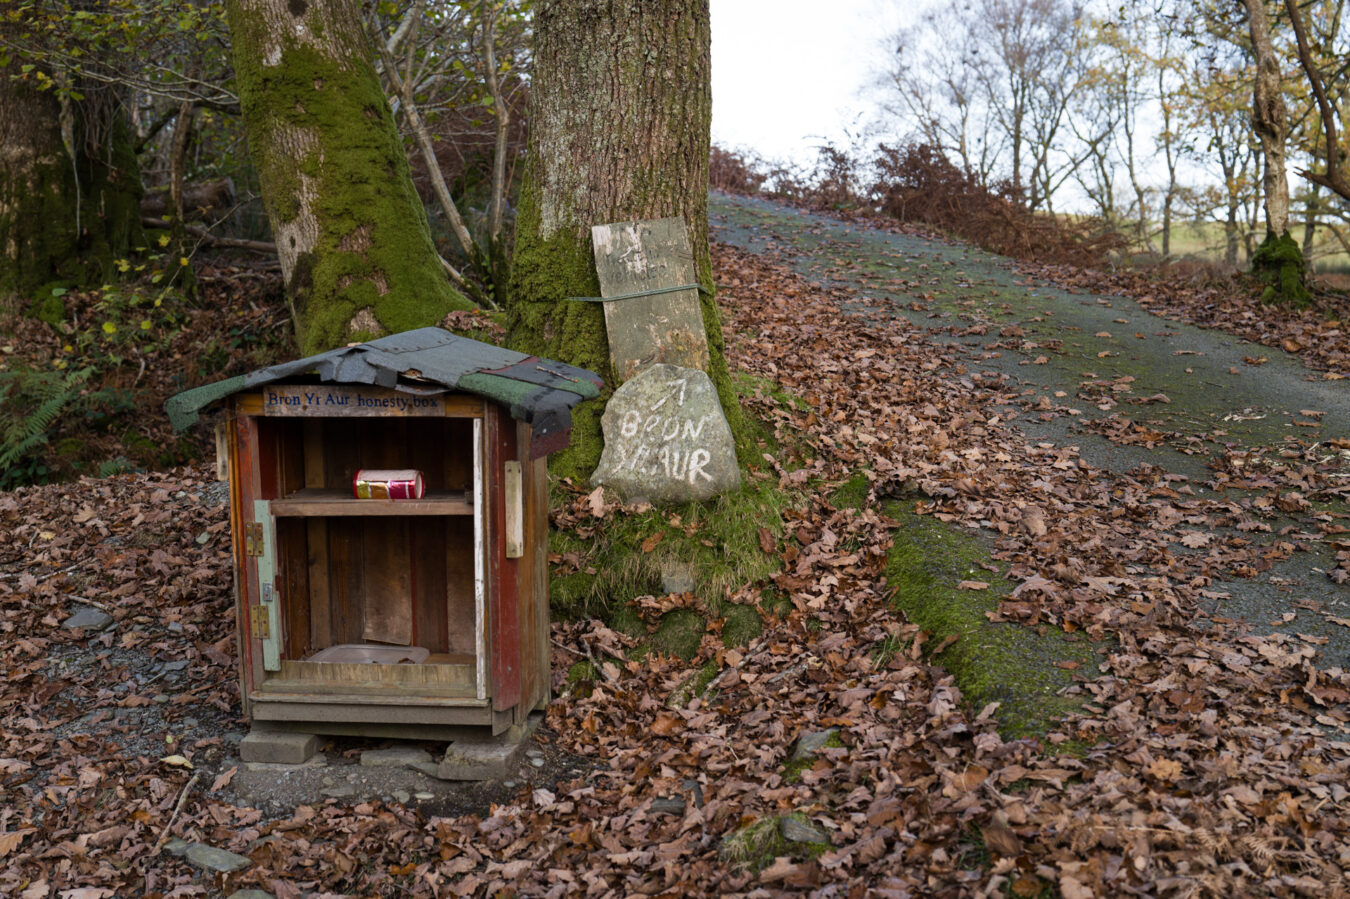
[530, 757, 545, 768]
[660, 560, 697, 595]
[789, 728, 841, 764]
[503, 780, 517, 788]
[322, 783, 356, 798]
[162, 837, 192, 857]
[168, 622, 184, 633]
[162, 660, 191, 672]
[525, 749, 543, 759]
[185, 843, 252, 874]
[360, 746, 432, 768]
[243, 753, 327, 772]
[409, 761, 445, 780]
[414, 792, 434, 800]
[195, 531, 211, 545]
[392, 790, 410, 803]
[681, 778, 705, 808]
[650, 797, 686, 815]
[780, 815, 829, 845]
[62, 608, 113, 632]
[153, 694, 170, 704]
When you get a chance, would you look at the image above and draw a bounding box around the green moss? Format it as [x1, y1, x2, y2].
[667, 659, 720, 708]
[719, 813, 831, 872]
[829, 470, 871, 510]
[607, 604, 646, 639]
[759, 588, 793, 619]
[26, 284, 69, 326]
[225, 11, 473, 353]
[782, 730, 844, 783]
[649, 609, 705, 660]
[566, 660, 597, 684]
[1253, 231, 1312, 308]
[564, 660, 598, 698]
[546, 374, 809, 659]
[549, 475, 790, 624]
[721, 603, 762, 647]
[882, 500, 1099, 739]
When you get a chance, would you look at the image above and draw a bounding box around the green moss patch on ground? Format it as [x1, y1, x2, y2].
[879, 498, 1100, 739]
[719, 813, 831, 872]
[550, 475, 792, 656]
[549, 375, 803, 657]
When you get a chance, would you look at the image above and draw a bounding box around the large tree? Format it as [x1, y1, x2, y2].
[1242, 0, 1311, 305]
[507, 0, 742, 478]
[224, 0, 474, 353]
[0, 36, 143, 299]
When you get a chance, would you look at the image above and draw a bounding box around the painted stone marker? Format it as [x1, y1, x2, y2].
[593, 364, 740, 504]
[591, 218, 711, 383]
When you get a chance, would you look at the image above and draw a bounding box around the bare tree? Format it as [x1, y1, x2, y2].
[1243, 0, 1293, 236]
[877, 0, 1087, 211]
[880, 5, 1001, 184]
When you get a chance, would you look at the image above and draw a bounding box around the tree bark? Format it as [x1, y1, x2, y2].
[0, 45, 143, 299]
[1284, 0, 1350, 203]
[507, 0, 742, 479]
[1244, 0, 1291, 237]
[1244, 0, 1310, 304]
[225, 0, 472, 354]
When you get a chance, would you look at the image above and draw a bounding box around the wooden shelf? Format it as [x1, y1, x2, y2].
[271, 488, 473, 517]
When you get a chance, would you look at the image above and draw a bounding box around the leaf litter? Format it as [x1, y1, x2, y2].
[0, 238, 1348, 896]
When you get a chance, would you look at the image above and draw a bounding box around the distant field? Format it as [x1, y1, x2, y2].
[1145, 220, 1350, 274]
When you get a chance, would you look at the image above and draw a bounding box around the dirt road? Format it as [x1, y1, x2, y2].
[713, 192, 1350, 663]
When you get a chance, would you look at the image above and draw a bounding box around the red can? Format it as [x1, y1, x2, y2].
[353, 468, 425, 500]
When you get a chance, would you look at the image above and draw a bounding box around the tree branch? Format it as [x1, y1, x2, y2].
[372, 7, 494, 309]
[1284, 0, 1350, 202]
[482, 1, 510, 251]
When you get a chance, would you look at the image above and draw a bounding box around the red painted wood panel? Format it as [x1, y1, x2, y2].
[490, 405, 522, 711]
[232, 410, 264, 705]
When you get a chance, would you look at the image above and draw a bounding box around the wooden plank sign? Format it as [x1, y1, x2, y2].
[591, 218, 710, 383]
[259, 385, 451, 417]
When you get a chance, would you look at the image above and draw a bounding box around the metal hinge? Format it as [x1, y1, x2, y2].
[244, 522, 264, 556]
[249, 603, 271, 639]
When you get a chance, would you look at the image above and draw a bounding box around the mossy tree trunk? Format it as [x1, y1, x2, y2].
[1244, 0, 1291, 239]
[1243, 0, 1310, 306]
[507, 0, 744, 480]
[224, 0, 474, 354]
[0, 48, 143, 301]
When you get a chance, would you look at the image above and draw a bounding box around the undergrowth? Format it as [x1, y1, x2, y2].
[0, 366, 92, 489]
[1, 261, 291, 487]
[549, 374, 806, 657]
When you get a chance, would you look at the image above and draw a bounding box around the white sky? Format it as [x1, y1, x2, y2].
[710, 0, 909, 166]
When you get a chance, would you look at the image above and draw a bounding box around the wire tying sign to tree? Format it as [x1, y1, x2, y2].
[590, 218, 711, 383]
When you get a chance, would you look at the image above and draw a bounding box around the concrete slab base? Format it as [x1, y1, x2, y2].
[239, 727, 319, 765]
[437, 713, 542, 780]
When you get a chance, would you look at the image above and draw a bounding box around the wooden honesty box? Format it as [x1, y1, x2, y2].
[168, 329, 601, 738]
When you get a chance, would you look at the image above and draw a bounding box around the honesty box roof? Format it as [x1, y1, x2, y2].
[166, 328, 602, 455]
